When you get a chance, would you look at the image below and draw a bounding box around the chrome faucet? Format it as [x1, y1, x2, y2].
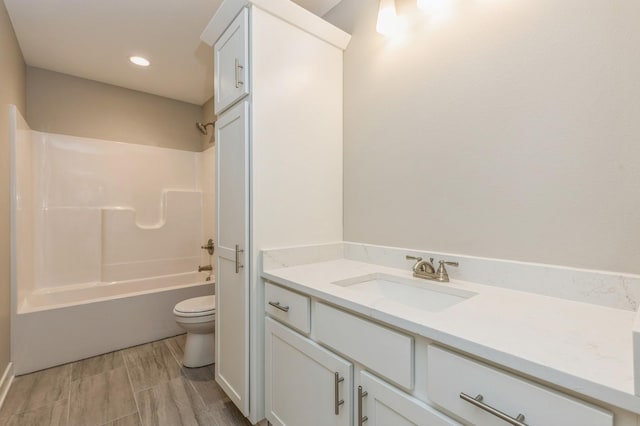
[406, 255, 435, 276]
[406, 255, 458, 283]
[198, 265, 213, 272]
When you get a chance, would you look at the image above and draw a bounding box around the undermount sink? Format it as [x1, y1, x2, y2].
[332, 273, 477, 312]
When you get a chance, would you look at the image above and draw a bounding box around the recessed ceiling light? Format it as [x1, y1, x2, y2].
[129, 56, 150, 67]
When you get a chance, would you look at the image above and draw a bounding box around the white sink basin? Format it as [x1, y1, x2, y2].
[332, 273, 476, 312]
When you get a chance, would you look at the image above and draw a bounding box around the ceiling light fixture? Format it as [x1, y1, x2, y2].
[376, 0, 405, 36]
[129, 56, 150, 67]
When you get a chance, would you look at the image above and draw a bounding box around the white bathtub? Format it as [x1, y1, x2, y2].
[12, 272, 214, 375]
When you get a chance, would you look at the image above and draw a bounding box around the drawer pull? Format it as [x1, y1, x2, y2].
[334, 372, 344, 415]
[460, 393, 527, 426]
[357, 385, 368, 425]
[235, 244, 244, 273]
[268, 301, 290, 312]
[235, 58, 244, 88]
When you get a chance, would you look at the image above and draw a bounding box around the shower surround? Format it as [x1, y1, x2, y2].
[10, 106, 215, 374]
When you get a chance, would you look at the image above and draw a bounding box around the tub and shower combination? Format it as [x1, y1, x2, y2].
[9, 106, 215, 374]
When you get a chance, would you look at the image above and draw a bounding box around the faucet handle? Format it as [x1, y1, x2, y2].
[201, 238, 215, 255]
[405, 255, 423, 262]
[435, 260, 458, 282]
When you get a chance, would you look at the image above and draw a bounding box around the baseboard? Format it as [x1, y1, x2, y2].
[0, 362, 14, 411]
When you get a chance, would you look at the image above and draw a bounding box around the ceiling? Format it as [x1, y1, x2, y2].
[4, 0, 343, 106]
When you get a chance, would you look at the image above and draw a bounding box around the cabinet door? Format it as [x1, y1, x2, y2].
[215, 100, 250, 416]
[214, 8, 249, 114]
[265, 318, 352, 426]
[358, 371, 460, 426]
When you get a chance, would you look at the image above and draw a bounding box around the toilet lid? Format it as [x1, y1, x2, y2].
[174, 295, 215, 315]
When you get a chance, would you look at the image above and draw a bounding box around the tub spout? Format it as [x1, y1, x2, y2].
[198, 265, 212, 272]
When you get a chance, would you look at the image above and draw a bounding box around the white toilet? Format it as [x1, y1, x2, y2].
[173, 295, 216, 368]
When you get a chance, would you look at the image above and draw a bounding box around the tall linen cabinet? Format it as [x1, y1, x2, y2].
[201, 1, 350, 423]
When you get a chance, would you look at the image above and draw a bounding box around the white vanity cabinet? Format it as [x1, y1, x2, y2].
[214, 8, 249, 114]
[201, 1, 349, 421]
[262, 280, 626, 426]
[263, 282, 461, 426]
[427, 346, 613, 426]
[315, 302, 414, 389]
[265, 318, 353, 426]
[265, 281, 310, 334]
[357, 371, 461, 426]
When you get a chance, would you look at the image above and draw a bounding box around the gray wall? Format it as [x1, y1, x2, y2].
[27, 67, 204, 152]
[326, 0, 640, 273]
[0, 0, 25, 376]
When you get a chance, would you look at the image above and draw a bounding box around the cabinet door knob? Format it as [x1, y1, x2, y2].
[334, 372, 344, 415]
[460, 392, 527, 426]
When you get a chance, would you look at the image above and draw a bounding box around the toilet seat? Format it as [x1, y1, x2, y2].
[175, 313, 215, 324]
[173, 295, 215, 318]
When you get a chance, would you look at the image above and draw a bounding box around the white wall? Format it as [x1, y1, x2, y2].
[198, 102, 216, 271]
[10, 108, 34, 311]
[325, 0, 640, 273]
[13, 130, 207, 298]
[36, 133, 201, 224]
[199, 146, 216, 269]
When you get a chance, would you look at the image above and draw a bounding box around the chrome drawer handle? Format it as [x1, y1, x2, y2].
[268, 301, 289, 312]
[460, 393, 527, 426]
[334, 372, 344, 415]
[235, 58, 244, 88]
[357, 385, 368, 425]
[235, 244, 244, 274]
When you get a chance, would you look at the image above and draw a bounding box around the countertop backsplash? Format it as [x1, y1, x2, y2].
[262, 241, 640, 312]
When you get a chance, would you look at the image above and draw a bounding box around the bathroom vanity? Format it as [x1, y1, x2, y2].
[261, 243, 640, 426]
[197, 2, 640, 425]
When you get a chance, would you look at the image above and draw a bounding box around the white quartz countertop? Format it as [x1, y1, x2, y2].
[262, 258, 640, 414]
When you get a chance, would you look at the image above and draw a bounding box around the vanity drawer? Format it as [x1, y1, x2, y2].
[427, 346, 613, 426]
[265, 282, 310, 334]
[314, 302, 414, 389]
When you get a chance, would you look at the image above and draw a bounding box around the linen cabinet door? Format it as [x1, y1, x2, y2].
[265, 318, 352, 426]
[214, 7, 249, 114]
[358, 371, 461, 426]
[215, 100, 250, 416]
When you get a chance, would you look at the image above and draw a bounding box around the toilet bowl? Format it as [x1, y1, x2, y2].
[173, 295, 215, 368]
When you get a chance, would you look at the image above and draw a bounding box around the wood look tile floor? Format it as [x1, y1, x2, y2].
[0, 335, 251, 426]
